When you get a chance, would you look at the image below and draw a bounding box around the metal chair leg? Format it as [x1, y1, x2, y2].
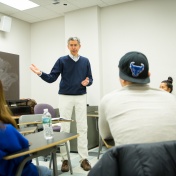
[97, 135, 103, 159]
[49, 145, 62, 169]
[51, 150, 58, 176]
[65, 142, 73, 174]
[36, 157, 39, 166]
[49, 155, 52, 169]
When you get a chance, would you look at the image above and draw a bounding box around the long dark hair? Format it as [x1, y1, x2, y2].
[161, 77, 173, 93]
[0, 80, 17, 128]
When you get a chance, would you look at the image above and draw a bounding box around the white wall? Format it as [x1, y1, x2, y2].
[101, 0, 176, 95]
[1, 0, 176, 109]
[0, 15, 31, 98]
[64, 6, 101, 106]
[30, 6, 101, 108]
[30, 17, 65, 107]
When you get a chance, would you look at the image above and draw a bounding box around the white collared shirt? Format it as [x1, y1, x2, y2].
[69, 54, 80, 62]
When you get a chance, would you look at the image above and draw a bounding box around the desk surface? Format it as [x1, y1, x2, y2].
[18, 127, 37, 135]
[6, 99, 28, 106]
[103, 138, 115, 148]
[87, 113, 99, 118]
[4, 132, 79, 160]
[18, 119, 73, 126]
[12, 116, 20, 119]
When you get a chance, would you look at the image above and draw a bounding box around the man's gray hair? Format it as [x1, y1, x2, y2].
[67, 37, 80, 44]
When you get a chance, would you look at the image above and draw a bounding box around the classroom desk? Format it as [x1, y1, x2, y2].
[4, 132, 79, 176]
[87, 113, 99, 131]
[87, 114, 98, 118]
[17, 119, 73, 126]
[18, 126, 38, 135]
[12, 115, 20, 119]
[87, 112, 115, 158]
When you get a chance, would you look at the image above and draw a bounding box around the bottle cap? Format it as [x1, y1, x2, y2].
[43, 108, 48, 112]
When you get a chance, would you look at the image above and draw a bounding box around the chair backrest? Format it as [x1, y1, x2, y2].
[19, 114, 43, 130]
[34, 103, 61, 132]
[34, 103, 56, 118]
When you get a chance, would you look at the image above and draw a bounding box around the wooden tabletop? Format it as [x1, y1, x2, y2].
[12, 116, 20, 119]
[102, 138, 115, 148]
[4, 132, 79, 160]
[18, 127, 37, 135]
[18, 119, 73, 126]
[87, 113, 99, 118]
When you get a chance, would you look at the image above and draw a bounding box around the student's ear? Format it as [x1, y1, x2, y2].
[148, 72, 151, 77]
[169, 88, 171, 93]
[119, 78, 126, 87]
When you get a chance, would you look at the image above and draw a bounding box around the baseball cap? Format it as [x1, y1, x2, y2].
[118, 51, 150, 84]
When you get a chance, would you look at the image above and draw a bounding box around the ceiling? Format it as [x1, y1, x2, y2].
[0, 0, 136, 23]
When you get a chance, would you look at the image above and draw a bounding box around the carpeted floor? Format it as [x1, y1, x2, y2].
[32, 146, 107, 176]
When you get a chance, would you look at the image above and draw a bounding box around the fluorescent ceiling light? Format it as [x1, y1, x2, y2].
[0, 0, 39, 11]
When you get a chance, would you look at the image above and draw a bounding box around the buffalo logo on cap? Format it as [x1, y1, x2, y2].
[129, 62, 144, 77]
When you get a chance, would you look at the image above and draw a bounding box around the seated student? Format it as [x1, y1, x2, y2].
[160, 76, 173, 93]
[98, 51, 176, 147]
[0, 80, 52, 176]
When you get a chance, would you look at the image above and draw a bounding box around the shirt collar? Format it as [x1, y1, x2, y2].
[69, 54, 80, 62]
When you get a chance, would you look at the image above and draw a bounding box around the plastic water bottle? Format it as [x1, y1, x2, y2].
[42, 108, 53, 139]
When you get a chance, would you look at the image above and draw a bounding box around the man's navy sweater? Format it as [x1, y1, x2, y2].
[41, 55, 93, 95]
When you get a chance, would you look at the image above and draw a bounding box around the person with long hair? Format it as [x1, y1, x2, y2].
[0, 80, 52, 176]
[160, 76, 173, 93]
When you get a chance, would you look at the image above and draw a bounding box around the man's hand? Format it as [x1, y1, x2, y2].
[30, 64, 41, 76]
[81, 77, 89, 86]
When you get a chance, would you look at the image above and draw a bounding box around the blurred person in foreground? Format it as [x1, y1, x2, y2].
[0, 80, 52, 176]
[98, 51, 176, 147]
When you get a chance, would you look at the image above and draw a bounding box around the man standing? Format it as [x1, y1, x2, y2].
[30, 37, 93, 172]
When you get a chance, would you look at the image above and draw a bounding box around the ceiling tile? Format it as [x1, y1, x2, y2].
[67, 0, 107, 8]
[102, 0, 134, 6]
[11, 12, 41, 23]
[46, 1, 79, 13]
[0, 0, 137, 23]
[0, 3, 19, 15]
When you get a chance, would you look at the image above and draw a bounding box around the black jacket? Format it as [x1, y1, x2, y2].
[88, 140, 176, 176]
